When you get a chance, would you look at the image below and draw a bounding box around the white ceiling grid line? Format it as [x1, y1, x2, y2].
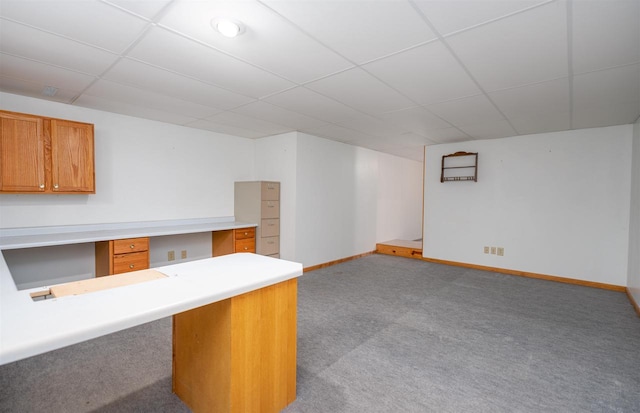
[0, 0, 638, 161]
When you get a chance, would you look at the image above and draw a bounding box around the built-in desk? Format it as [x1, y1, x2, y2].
[0, 218, 303, 413]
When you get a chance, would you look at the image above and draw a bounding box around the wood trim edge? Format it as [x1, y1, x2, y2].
[626, 288, 640, 317]
[304, 251, 376, 273]
[420, 256, 626, 292]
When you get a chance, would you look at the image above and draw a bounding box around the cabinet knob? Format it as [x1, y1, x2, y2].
[130, 244, 135, 249]
[129, 264, 135, 269]
[244, 247, 248, 250]
[244, 232, 248, 236]
[39, 184, 45, 189]
[53, 184, 59, 189]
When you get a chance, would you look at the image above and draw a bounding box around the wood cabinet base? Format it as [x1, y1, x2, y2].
[173, 278, 297, 413]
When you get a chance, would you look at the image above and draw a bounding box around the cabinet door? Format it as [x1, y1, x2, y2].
[50, 119, 95, 193]
[0, 112, 45, 192]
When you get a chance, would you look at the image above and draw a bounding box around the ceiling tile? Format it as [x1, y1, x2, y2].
[572, 0, 640, 74]
[447, 1, 568, 91]
[306, 68, 415, 115]
[300, 123, 374, 145]
[509, 111, 571, 135]
[0, 19, 119, 75]
[413, 0, 549, 36]
[127, 26, 295, 98]
[0, 75, 78, 103]
[231, 101, 327, 130]
[427, 94, 505, 127]
[260, 0, 436, 63]
[107, 0, 173, 19]
[573, 64, 640, 128]
[83, 79, 222, 119]
[489, 77, 571, 119]
[75, 93, 199, 125]
[336, 114, 411, 139]
[103, 58, 254, 110]
[0, 53, 96, 92]
[364, 41, 481, 105]
[422, 127, 471, 143]
[264, 87, 363, 123]
[205, 111, 292, 135]
[0, 0, 149, 53]
[379, 106, 453, 135]
[458, 119, 518, 140]
[183, 118, 265, 138]
[383, 146, 424, 162]
[158, 0, 352, 83]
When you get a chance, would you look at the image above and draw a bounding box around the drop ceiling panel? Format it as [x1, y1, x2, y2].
[0, 0, 149, 53]
[184, 119, 275, 139]
[427, 94, 505, 128]
[384, 146, 423, 162]
[413, 0, 550, 36]
[0, 53, 96, 92]
[158, 0, 352, 83]
[264, 87, 363, 123]
[0, 19, 119, 75]
[423, 127, 471, 143]
[364, 41, 481, 105]
[447, 1, 568, 92]
[336, 114, 411, 139]
[260, 0, 436, 64]
[510, 111, 571, 135]
[572, 0, 640, 74]
[75, 93, 199, 125]
[231, 101, 327, 131]
[306, 68, 415, 115]
[84, 79, 221, 119]
[379, 106, 452, 135]
[458, 119, 518, 140]
[0, 75, 78, 103]
[300, 123, 374, 145]
[107, 0, 173, 19]
[489, 78, 571, 119]
[103, 58, 254, 110]
[573, 64, 640, 128]
[127, 26, 295, 98]
[205, 111, 291, 136]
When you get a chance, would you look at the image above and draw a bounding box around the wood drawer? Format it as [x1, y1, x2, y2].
[261, 218, 279, 237]
[112, 251, 149, 274]
[235, 227, 255, 240]
[235, 238, 256, 253]
[261, 200, 279, 219]
[112, 237, 149, 254]
[261, 181, 280, 200]
[261, 236, 279, 256]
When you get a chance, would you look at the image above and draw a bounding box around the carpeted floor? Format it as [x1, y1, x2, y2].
[1, 254, 639, 412]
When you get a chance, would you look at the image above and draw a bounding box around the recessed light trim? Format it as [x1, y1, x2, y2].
[211, 18, 244, 38]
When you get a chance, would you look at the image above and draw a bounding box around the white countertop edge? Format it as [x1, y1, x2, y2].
[0, 254, 303, 365]
[0, 217, 256, 250]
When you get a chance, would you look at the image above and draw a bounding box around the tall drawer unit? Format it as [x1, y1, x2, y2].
[235, 181, 280, 258]
[95, 237, 150, 276]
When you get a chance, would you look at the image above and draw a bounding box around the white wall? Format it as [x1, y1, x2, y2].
[628, 117, 640, 302]
[424, 125, 633, 286]
[0, 92, 255, 228]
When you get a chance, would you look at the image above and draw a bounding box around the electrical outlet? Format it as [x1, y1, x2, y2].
[497, 247, 504, 256]
[484, 246, 490, 254]
[168, 250, 175, 261]
[491, 247, 496, 255]
[181, 250, 187, 259]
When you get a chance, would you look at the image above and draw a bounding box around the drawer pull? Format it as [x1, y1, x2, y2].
[244, 247, 248, 250]
[54, 184, 59, 189]
[39, 184, 45, 189]
[130, 244, 135, 249]
[244, 232, 248, 236]
[129, 264, 135, 269]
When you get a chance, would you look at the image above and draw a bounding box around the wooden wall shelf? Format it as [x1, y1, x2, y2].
[441, 151, 478, 183]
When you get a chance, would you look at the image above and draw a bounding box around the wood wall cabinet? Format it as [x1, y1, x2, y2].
[212, 227, 256, 257]
[0, 110, 95, 194]
[235, 181, 280, 258]
[95, 237, 150, 276]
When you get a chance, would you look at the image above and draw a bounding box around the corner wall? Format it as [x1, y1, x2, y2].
[628, 117, 640, 303]
[424, 125, 633, 286]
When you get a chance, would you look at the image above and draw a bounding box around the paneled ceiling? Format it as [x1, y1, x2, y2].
[1, 0, 638, 161]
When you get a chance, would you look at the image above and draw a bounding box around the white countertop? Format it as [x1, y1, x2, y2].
[0, 217, 256, 249]
[0, 252, 303, 365]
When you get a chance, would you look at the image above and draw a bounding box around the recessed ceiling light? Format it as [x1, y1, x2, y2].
[212, 18, 244, 38]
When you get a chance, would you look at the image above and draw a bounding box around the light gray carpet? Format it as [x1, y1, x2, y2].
[1, 254, 639, 412]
